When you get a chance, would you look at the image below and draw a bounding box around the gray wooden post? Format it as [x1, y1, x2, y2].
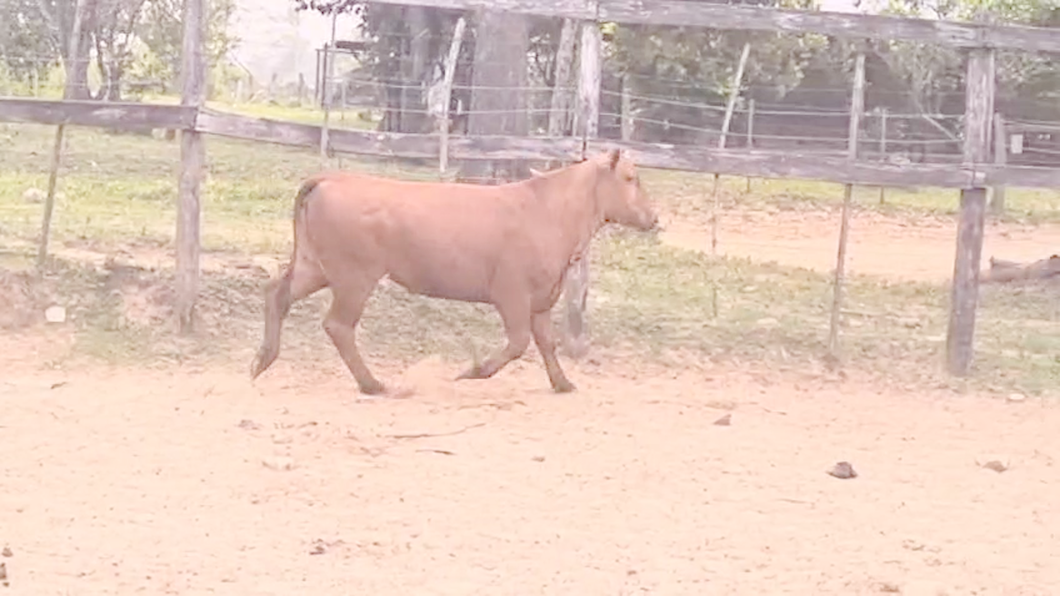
[991, 112, 1007, 214]
[827, 49, 866, 360]
[438, 17, 467, 177]
[37, 0, 88, 271]
[176, 0, 206, 333]
[562, 8, 601, 359]
[946, 45, 995, 376]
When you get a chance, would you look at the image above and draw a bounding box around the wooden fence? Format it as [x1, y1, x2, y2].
[2, 0, 1059, 377]
[3, 98, 1058, 190]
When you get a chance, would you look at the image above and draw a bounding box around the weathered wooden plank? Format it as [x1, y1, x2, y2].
[0, 98, 195, 130]
[450, 135, 581, 162]
[946, 46, 995, 377]
[8, 98, 1052, 191]
[1006, 121, 1060, 135]
[195, 111, 1058, 186]
[196, 108, 582, 161]
[563, 13, 603, 360]
[599, 0, 1060, 54]
[981, 164, 1060, 189]
[981, 255, 1060, 283]
[591, 140, 980, 187]
[177, 0, 207, 334]
[368, 0, 1060, 53]
[362, 0, 593, 21]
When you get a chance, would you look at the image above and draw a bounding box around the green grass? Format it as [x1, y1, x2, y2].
[1, 117, 1059, 397]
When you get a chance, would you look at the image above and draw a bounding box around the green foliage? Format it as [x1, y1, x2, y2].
[881, 0, 1060, 120]
[135, 0, 239, 89]
[0, 0, 237, 98]
[0, 0, 64, 76]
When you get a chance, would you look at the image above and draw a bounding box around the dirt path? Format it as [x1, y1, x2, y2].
[1, 332, 1057, 595]
[662, 208, 1060, 283]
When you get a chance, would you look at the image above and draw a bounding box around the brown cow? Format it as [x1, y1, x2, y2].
[250, 149, 658, 395]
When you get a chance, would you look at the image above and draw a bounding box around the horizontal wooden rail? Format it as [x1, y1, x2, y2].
[2, 98, 1059, 189]
[0, 98, 195, 129]
[356, 0, 1060, 54]
[600, 1, 1060, 54]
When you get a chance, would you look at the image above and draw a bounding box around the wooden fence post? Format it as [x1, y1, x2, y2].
[827, 49, 866, 361]
[991, 112, 1007, 214]
[711, 42, 750, 251]
[620, 73, 633, 141]
[744, 98, 754, 193]
[320, 12, 338, 162]
[437, 17, 467, 178]
[878, 107, 888, 204]
[36, 0, 87, 271]
[176, 0, 206, 334]
[561, 8, 601, 359]
[946, 44, 995, 376]
[548, 17, 577, 168]
[708, 42, 750, 318]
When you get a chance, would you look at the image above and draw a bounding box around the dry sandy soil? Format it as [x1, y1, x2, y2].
[663, 208, 1060, 283]
[2, 208, 1058, 595]
[1, 329, 1058, 596]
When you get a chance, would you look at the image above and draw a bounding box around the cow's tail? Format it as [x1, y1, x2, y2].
[250, 176, 325, 380]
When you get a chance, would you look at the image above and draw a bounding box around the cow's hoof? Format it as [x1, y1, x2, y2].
[552, 379, 577, 393]
[358, 380, 386, 396]
[456, 365, 484, 381]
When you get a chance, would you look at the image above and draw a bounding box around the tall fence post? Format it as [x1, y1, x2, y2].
[744, 97, 755, 193]
[620, 74, 633, 141]
[878, 107, 888, 204]
[437, 17, 467, 178]
[827, 49, 866, 362]
[37, 0, 88, 271]
[547, 18, 577, 170]
[991, 112, 1007, 214]
[708, 42, 751, 318]
[320, 12, 338, 163]
[562, 5, 601, 359]
[946, 44, 995, 376]
[176, 0, 206, 334]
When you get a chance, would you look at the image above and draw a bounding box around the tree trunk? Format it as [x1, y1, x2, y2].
[399, 5, 432, 133]
[459, 10, 530, 183]
[65, 0, 96, 100]
[106, 63, 123, 102]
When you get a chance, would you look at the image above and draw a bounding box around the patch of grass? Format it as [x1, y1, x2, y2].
[589, 232, 1059, 395]
[10, 234, 1055, 397]
[0, 122, 434, 255]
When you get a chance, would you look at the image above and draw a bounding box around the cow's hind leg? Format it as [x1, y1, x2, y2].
[323, 278, 385, 395]
[251, 259, 327, 379]
[530, 310, 576, 393]
[457, 298, 531, 382]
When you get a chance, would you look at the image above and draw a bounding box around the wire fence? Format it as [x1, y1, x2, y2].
[4, 32, 1058, 168]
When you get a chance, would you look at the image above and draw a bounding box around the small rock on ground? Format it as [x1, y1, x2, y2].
[827, 461, 857, 479]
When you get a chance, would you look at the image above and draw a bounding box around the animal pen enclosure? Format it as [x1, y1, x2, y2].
[1, 0, 1059, 383]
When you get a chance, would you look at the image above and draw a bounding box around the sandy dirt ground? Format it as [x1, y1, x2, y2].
[1, 330, 1058, 596]
[662, 209, 1060, 283]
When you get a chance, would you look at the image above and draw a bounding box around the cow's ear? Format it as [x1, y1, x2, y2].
[607, 148, 621, 170]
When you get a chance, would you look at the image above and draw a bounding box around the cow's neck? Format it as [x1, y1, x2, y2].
[533, 160, 605, 264]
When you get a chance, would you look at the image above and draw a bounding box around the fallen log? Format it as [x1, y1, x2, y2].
[981, 254, 1060, 283]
